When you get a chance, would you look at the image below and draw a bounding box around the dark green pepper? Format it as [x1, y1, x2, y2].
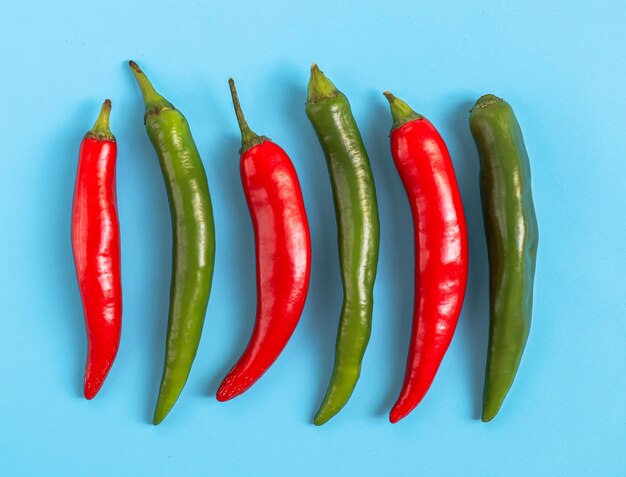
[469, 94, 539, 422]
[129, 61, 216, 425]
[305, 65, 380, 425]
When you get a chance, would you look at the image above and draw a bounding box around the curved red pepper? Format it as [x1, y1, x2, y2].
[71, 100, 122, 400]
[385, 93, 468, 423]
[217, 80, 311, 401]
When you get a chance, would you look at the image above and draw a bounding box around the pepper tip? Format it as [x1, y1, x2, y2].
[128, 60, 140, 73]
[313, 408, 334, 426]
[481, 410, 496, 423]
[216, 375, 247, 402]
[215, 388, 232, 402]
[83, 388, 97, 400]
[83, 377, 103, 400]
[312, 415, 326, 426]
[152, 405, 169, 425]
[215, 381, 228, 401]
[389, 404, 408, 424]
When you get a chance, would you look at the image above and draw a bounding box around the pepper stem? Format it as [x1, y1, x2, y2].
[307, 64, 339, 103]
[228, 78, 266, 153]
[383, 92, 422, 130]
[470, 94, 503, 112]
[128, 60, 173, 112]
[86, 99, 115, 141]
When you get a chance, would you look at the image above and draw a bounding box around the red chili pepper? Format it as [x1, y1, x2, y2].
[217, 79, 311, 401]
[71, 100, 122, 400]
[384, 93, 468, 423]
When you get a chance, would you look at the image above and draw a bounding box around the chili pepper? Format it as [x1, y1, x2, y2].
[469, 94, 539, 422]
[383, 93, 469, 423]
[129, 61, 216, 425]
[305, 65, 380, 425]
[72, 99, 122, 400]
[216, 79, 312, 401]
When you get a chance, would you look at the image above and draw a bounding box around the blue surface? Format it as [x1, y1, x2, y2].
[1, 1, 625, 475]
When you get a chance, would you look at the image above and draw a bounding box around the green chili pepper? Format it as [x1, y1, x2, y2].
[469, 94, 539, 422]
[129, 61, 216, 425]
[305, 65, 380, 425]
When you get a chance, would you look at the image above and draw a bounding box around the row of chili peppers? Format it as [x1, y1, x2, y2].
[72, 61, 538, 425]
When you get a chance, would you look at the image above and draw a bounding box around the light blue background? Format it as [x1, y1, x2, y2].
[1, 1, 625, 475]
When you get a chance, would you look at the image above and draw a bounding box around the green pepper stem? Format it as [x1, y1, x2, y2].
[383, 92, 423, 130]
[128, 60, 173, 111]
[228, 78, 267, 153]
[307, 64, 339, 103]
[86, 99, 115, 141]
[470, 94, 503, 112]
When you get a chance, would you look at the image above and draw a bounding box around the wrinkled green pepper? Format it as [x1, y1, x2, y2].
[305, 65, 380, 425]
[470, 94, 539, 422]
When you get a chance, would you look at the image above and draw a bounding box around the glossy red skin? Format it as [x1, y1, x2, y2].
[217, 140, 311, 401]
[71, 137, 122, 400]
[389, 118, 468, 423]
